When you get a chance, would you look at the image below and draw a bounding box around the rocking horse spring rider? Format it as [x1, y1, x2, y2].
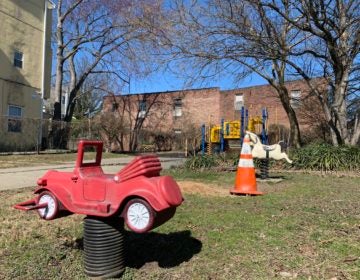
[246, 131, 293, 179]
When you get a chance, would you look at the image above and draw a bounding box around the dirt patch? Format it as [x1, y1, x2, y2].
[178, 180, 283, 197]
[178, 181, 229, 197]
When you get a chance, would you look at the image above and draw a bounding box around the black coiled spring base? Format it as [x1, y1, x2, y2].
[84, 216, 125, 279]
[260, 159, 269, 179]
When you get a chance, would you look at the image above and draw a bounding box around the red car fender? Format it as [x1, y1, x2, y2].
[156, 176, 183, 206]
[119, 189, 168, 213]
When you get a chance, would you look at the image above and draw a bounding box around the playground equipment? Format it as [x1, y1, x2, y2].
[230, 134, 263, 196]
[246, 131, 293, 164]
[201, 107, 269, 154]
[209, 117, 263, 143]
[14, 140, 183, 278]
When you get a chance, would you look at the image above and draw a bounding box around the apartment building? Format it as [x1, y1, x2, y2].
[0, 0, 53, 151]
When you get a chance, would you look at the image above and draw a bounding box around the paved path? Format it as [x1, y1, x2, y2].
[0, 156, 185, 191]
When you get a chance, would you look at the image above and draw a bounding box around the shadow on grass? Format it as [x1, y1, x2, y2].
[125, 230, 202, 268]
[70, 230, 202, 269]
[255, 173, 286, 180]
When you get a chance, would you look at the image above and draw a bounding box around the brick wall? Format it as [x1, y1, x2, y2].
[177, 88, 221, 127]
[102, 79, 326, 151]
[220, 79, 318, 128]
[103, 87, 222, 132]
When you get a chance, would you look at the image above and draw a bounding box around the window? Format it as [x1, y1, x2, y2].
[61, 96, 66, 105]
[173, 98, 182, 117]
[234, 94, 244, 110]
[112, 102, 119, 112]
[138, 100, 146, 118]
[14, 51, 23, 68]
[8, 105, 22, 133]
[290, 90, 301, 109]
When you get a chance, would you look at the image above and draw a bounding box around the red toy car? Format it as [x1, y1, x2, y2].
[14, 140, 183, 233]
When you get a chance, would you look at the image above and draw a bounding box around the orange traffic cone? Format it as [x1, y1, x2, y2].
[230, 134, 263, 196]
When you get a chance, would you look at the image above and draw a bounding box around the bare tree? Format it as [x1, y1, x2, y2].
[51, 0, 163, 148]
[72, 74, 106, 120]
[53, 0, 161, 122]
[264, 0, 360, 145]
[96, 111, 129, 152]
[105, 92, 174, 152]
[146, 0, 309, 147]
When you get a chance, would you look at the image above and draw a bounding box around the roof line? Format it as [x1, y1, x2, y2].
[114, 87, 220, 97]
[104, 77, 323, 98]
[221, 78, 322, 93]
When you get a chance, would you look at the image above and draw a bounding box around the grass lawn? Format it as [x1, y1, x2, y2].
[0, 152, 125, 169]
[0, 170, 359, 279]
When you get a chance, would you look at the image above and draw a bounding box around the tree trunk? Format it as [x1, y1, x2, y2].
[333, 75, 350, 145]
[288, 109, 302, 148]
[268, 59, 302, 148]
[318, 96, 342, 146]
[277, 87, 302, 148]
[329, 127, 340, 146]
[53, 2, 64, 121]
[350, 115, 360, 145]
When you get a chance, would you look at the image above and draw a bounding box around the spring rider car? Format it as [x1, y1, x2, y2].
[14, 140, 184, 278]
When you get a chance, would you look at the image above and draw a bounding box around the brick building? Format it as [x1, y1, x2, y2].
[102, 79, 323, 151]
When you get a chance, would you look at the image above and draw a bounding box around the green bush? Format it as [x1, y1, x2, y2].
[184, 152, 243, 170]
[184, 155, 219, 170]
[184, 152, 279, 171]
[184, 144, 360, 173]
[290, 143, 360, 172]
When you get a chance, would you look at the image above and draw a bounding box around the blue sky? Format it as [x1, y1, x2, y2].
[129, 71, 268, 94]
[49, 2, 271, 96]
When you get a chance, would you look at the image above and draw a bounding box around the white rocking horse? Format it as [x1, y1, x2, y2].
[246, 131, 293, 164]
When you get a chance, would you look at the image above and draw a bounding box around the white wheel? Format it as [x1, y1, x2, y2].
[127, 203, 150, 230]
[37, 191, 58, 220]
[124, 199, 155, 233]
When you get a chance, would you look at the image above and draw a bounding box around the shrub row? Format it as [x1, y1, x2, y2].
[183, 153, 238, 170]
[184, 143, 360, 172]
[289, 143, 360, 172]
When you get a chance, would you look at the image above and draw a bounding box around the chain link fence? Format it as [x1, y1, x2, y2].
[1, 115, 289, 154]
[0, 116, 198, 153]
[0, 116, 102, 153]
